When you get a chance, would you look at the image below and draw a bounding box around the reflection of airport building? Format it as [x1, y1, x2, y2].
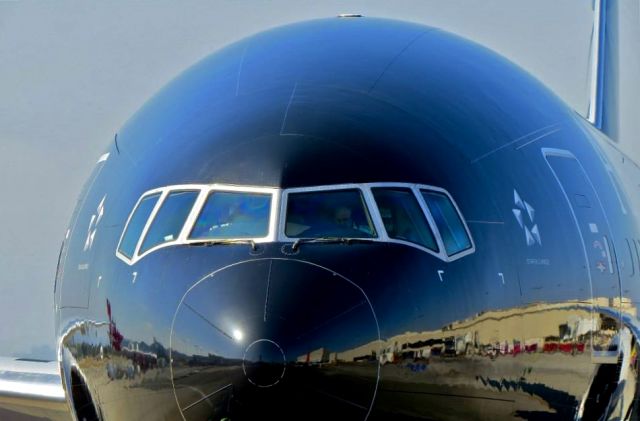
[297, 348, 331, 364]
[332, 299, 634, 363]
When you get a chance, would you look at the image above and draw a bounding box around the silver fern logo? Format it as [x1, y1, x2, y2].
[84, 195, 106, 251]
[512, 189, 541, 246]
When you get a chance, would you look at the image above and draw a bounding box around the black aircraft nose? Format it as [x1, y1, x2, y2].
[170, 258, 381, 421]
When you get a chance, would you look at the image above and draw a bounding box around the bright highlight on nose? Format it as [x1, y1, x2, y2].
[232, 329, 244, 342]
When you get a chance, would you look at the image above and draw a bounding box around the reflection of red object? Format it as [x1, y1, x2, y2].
[107, 299, 124, 352]
[559, 343, 573, 353]
[543, 342, 558, 353]
[576, 343, 585, 353]
[512, 343, 521, 356]
[525, 344, 538, 353]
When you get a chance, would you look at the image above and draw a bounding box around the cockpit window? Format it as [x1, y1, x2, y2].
[421, 190, 472, 256]
[190, 191, 271, 239]
[116, 182, 473, 265]
[139, 190, 199, 253]
[372, 188, 438, 251]
[118, 193, 161, 258]
[285, 189, 376, 238]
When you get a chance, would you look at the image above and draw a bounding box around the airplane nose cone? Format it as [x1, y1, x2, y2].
[170, 258, 380, 421]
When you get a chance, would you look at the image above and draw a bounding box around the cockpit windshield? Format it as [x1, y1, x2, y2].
[285, 189, 376, 238]
[116, 182, 473, 264]
[189, 191, 271, 240]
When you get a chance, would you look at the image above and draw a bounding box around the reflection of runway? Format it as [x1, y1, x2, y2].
[77, 360, 180, 420]
[167, 351, 596, 420]
[173, 365, 244, 419]
[230, 364, 377, 421]
[172, 363, 378, 420]
[0, 406, 69, 421]
[373, 352, 593, 420]
[33, 349, 599, 420]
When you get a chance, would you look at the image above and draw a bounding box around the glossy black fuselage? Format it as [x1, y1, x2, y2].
[54, 18, 640, 420]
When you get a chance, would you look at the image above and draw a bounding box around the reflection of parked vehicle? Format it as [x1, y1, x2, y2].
[511, 342, 522, 356]
[379, 347, 396, 365]
[480, 344, 497, 359]
[443, 337, 456, 357]
[405, 362, 427, 373]
[524, 338, 543, 353]
[593, 331, 619, 352]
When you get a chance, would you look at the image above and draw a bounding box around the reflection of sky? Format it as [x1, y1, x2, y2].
[171, 306, 248, 359]
[171, 298, 378, 363]
[165, 258, 381, 362]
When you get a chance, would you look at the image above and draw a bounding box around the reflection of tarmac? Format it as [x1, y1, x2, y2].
[169, 363, 379, 420]
[372, 352, 593, 420]
[0, 406, 69, 421]
[0, 387, 69, 420]
[34, 351, 596, 420]
[172, 365, 245, 419]
[77, 358, 180, 420]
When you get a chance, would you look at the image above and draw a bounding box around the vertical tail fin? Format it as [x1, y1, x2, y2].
[587, 0, 607, 130]
[587, 0, 640, 146]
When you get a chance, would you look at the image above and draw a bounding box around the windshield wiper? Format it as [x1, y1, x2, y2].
[188, 239, 257, 251]
[291, 237, 375, 251]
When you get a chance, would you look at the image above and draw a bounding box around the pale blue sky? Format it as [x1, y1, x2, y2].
[0, 1, 627, 359]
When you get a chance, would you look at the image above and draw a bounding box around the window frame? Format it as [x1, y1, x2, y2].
[279, 184, 380, 241]
[138, 188, 202, 255]
[116, 184, 280, 265]
[187, 188, 277, 243]
[278, 182, 475, 262]
[417, 187, 475, 259]
[369, 185, 441, 253]
[116, 182, 473, 265]
[115, 189, 165, 262]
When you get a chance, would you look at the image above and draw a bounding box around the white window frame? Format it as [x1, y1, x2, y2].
[116, 184, 279, 265]
[115, 188, 166, 263]
[115, 182, 474, 265]
[415, 185, 476, 260]
[279, 183, 381, 242]
[279, 182, 475, 262]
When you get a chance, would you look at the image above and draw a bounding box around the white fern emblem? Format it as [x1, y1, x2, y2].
[512, 190, 541, 246]
[84, 195, 106, 251]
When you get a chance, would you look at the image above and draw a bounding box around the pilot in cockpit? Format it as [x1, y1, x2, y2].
[333, 206, 354, 229]
[379, 207, 396, 236]
[379, 205, 419, 244]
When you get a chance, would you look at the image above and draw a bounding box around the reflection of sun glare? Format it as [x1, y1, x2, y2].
[232, 329, 244, 342]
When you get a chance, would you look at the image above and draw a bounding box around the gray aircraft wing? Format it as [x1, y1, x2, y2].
[0, 357, 69, 421]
